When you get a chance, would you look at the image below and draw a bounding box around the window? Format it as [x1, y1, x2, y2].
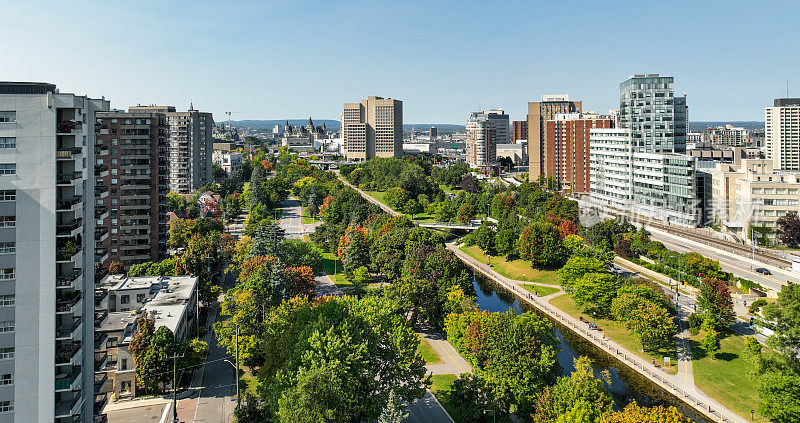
[0, 401, 12, 413]
[136, 293, 145, 303]
[121, 358, 128, 370]
[0, 242, 14, 254]
[0, 374, 12, 386]
[0, 348, 13, 360]
[107, 337, 118, 348]
[0, 191, 13, 202]
[0, 321, 14, 333]
[752, 188, 762, 194]
[0, 296, 13, 307]
[0, 138, 15, 149]
[0, 269, 13, 280]
[120, 295, 130, 304]
[0, 216, 15, 227]
[789, 189, 798, 195]
[0, 164, 15, 175]
[0, 112, 15, 123]
[764, 188, 775, 194]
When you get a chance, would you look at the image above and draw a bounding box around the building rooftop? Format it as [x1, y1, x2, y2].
[774, 98, 800, 107]
[0, 81, 57, 94]
[100, 311, 139, 333]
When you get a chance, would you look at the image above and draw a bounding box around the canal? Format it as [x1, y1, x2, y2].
[472, 275, 710, 422]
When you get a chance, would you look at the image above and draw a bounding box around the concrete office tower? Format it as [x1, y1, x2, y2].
[465, 110, 509, 167]
[765, 98, 800, 170]
[527, 95, 582, 181]
[545, 113, 613, 193]
[0, 82, 109, 422]
[341, 96, 403, 161]
[619, 74, 688, 154]
[94, 111, 169, 269]
[129, 105, 213, 193]
[430, 127, 438, 140]
[589, 128, 700, 226]
[512, 120, 528, 143]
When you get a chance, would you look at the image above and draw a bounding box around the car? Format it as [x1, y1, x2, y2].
[755, 268, 772, 275]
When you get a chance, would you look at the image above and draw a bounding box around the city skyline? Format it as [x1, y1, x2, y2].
[3, 1, 799, 123]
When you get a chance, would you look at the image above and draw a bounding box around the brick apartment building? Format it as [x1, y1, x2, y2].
[545, 113, 613, 193]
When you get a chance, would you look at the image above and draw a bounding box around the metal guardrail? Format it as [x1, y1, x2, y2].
[462, 254, 743, 423]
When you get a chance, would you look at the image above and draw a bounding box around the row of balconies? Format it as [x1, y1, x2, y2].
[57, 269, 83, 289]
[56, 147, 83, 160]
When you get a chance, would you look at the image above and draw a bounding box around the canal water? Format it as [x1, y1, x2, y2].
[471, 275, 710, 422]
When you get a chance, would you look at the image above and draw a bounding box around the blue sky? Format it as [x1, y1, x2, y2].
[3, 1, 798, 123]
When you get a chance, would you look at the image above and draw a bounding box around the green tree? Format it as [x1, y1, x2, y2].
[403, 199, 422, 218]
[700, 318, 720, 359]
[136, 326, 176, 393]
[519, 221, 567, 268]
[573, 273, 623, 317]
[473, 222, 496, 255]
[777, 211, 800, 247]
[248, 164, 267, 207]
[698, 277, 735, 329]
[600, 401, 691, 423]
[625, 301, 676, 352]
[559, 256, 606, 288]
[281, 239, 323, 272]
[343, 228, 369, 274]
[128, 316, 155, 369]
[378, 390, 408, 423]
[166, 191, 187, 216]
[251, 221, 285, 258]
[533, 357, 613, 423]
[351, 266, 370, 292]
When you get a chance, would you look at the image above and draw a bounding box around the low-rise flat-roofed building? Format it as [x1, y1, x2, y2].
[212, 150, 242, 175]
[94, 275, 198, 400]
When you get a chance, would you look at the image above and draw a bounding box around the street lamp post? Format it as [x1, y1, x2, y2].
[223, 324, 240, 409]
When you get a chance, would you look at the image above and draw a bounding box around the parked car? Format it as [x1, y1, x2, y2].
[755, 268, 772, 275]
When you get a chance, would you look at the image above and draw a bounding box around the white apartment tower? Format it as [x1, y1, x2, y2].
[0, 82, 109, 422]
[341, 96, 403, 161]
[765, 98, 800, 171]
[465, 110, 509, 167]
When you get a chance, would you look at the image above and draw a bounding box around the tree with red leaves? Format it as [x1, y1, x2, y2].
[698, 277, 735, 329]
[284, 266, 316, 297]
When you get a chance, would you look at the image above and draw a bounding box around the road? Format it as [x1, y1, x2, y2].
[279, 197, 319, 238]
[192, 303, 237, 423]
[225, 210, 247, 240]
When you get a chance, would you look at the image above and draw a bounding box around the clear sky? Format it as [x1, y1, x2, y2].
[3, 1, 798, 124]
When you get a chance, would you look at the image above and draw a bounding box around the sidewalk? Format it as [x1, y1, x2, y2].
[448, 242, 747, 423]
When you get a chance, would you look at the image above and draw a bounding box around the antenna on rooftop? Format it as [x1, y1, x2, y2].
[788, 80, 790, 98]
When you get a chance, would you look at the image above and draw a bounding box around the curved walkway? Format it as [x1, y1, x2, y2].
[448, 242, 747, 423]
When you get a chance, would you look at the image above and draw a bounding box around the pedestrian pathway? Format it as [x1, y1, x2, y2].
[315, 273, 343, 297]
[448, 242, 747, 423]
[416, 321, 471, 376]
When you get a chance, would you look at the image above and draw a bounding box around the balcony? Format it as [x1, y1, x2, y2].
[57, 147, 83, 160]
[94, 393, 108, 416]
[57, 218, 83, 237]
[57, 245, 82, 264]
[57, 196, 83, 212]
[94, 310, 108, 327]
[94, 352, 108, 373]
[57, 269, 83, 289]
[57, 120, 83, 135]
[55, 367, 82, 392]
[95, 206, 109, 221]
[95, 185, 108, 199]
[94, 332, 108, 350]
[94, 165, 109, 178]
[95, 267, 108, 282]
[55, 317, 83, 340]
[94, 414, 108, 423]
[94, 373, 108, 394]
[94, 146, 109, 156]
[95, 227, 109, 243]
[55, 395, 84, 418]
[57, 171, 83, 185]
[95, 248, 109, 264]
[56, 292, 82, 314]
[56, 341, 83, 366]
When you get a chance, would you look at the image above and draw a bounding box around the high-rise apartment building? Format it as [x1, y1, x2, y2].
[765, 98, 800, 170]
[341, 96, 403, 161]
[619, 74, 687, 153]
[129, 105, 213, 193]
[707, 124, 749, 146]
[589, 128, 700, 226]
[94, 111, 169, 269]
[512, 120, 528, 143]
[0, 82, 109, 422]
[544, 113, 613, 193]
[465, 110, 509, 167]
[527, 95, 582, 181]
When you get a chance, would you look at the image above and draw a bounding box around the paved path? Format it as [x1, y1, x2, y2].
[336, 172, 401, 217]
[417, 322, 471, 376]
[406, 392, 453, 423]
[315, 273, 344, 297]
[280, 196, 320, 239]
[225, 210, 248, 240]
[448, 242, 747, 423]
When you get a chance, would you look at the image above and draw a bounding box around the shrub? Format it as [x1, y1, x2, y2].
[749, 298, 767, 314]
[688, 312, 703, 329]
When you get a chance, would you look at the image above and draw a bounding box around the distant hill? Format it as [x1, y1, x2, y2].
[689, 121, 764, 132]
[230, 120, 465, 133]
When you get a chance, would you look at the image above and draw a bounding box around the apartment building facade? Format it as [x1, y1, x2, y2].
[711, 159, 800, 245]
[512, 120, 527, 143]
[465, 110, 509, 167]
[544, 113, 613, 193]
[0, 82, 109, 422]
[527, 95, 582, 181]
[765, 98, 800, 171]
[94, 112, 169, 269]
[129, 106, 213, 193]
[212, 150, 242, 176]
[341, 96, 403, 161]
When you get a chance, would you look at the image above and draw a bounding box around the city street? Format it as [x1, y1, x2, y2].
[192, 303, 237, 423]
[279, 197, 319, 238]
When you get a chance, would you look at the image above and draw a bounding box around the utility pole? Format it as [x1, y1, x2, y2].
[235, 325, 240, 407]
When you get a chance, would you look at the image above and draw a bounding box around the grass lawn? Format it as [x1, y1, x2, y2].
[418, 336, 443, 365]
[299, 206, 315, 225]
[321, 252, 351, 286]
[690, 330, 767, 422]
[439, 184, 461, 196]
[522, 284, 560, 297]
[459, 245, 560, 285]
[363, 190, 392, 208]
[549, 294, 679, 375]
[428, 374, 459, 421]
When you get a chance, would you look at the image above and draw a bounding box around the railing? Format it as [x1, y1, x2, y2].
[95, 185, 108, 195]
[55, 368, 81, 391]
[94, 332, 108, 350]
[94, 227, 109, 238]
[55, 317, 82, 339]
[94, 352, 108, 372]
[56, 292, 82, 313]
[57, 148, 82, 158]
[94, 207, 108, 219]
[57, 246, 82, 261]
[57, 218, 82, 235]
[55, 395, 82, 417]
[466, 258, 743, 423]
[57, 269, 83, 287]
[94, 310, 108, 327]
[57, 196, 83, 210]
[57, 172, 82, 184]
[57, 120, 83, 134]
[94, 165, 108, 176]
[94, 373, 108, 393]
[56, 341, 82, 364]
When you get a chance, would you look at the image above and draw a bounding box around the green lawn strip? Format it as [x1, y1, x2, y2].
[428, 374, 459, 421]
[320, 252, 351, 286]
[521, 284, 560, 297]
[418, 336, 444, 365]
[548, 294, 679, 375]
[299, 206, 314, 224]
[459, 245, 560, 285]
[439, 184, 461, 196]
[690, 331, 767, 422]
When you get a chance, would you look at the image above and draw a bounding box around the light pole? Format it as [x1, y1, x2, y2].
[223, 324, 240, 409]
[483, 409, 495, 423]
